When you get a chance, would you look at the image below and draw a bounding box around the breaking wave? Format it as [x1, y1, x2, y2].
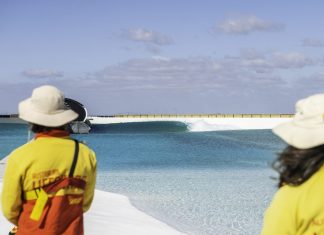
[187, 120, 240, 132]
[90, 121, 189, 133]
[90, 120, 242, 133]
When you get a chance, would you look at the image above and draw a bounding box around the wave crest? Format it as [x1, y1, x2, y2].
[187, 120, 240, 132]
[91, 121, 188, 133]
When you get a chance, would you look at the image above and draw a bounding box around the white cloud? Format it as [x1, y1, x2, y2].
[124, 28, 173, 45]
[22, 69, 64, 78]
[216, 15, 284, 34]
[236, 50, 315, 73]
[151, 56, 171, 62]
[19, 51, 316, 94]
[302, 38, 324, 47]
[3, 52, 322, 114]
[85, 50, 315, 92]
[90, 56, 284, 92]
[272, 52, 314, 68]
[241, 58, 272, 73]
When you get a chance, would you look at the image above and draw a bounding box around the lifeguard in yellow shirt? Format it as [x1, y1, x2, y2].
[1, 85, 97, 235]
[262, 94, 324, 235]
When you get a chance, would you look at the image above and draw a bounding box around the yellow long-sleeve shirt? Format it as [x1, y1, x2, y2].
[1, 133, 97, 226]
[261, 167, 324, 235]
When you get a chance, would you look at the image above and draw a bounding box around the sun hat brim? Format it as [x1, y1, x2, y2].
[19, 98, 79, 127]
[273, 120, 324, 149]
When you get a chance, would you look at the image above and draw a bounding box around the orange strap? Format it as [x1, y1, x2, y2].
[43, 177, 86, 194]
[35, 130, 70, 139]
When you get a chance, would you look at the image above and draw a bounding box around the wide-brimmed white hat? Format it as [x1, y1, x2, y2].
[18, 85, 78, 127]
[273, 93, 324, 149]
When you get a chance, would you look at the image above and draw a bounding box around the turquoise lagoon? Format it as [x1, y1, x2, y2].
[0, 123, 285, 235]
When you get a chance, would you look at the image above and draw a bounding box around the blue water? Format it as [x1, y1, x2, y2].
[0, 123, 285, 235]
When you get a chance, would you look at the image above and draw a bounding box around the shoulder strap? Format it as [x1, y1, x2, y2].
[69, 139, 79, 177]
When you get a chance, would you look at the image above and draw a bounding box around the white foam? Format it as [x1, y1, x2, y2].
[186, 118, 291, 132]
[187, 120, 240, 132]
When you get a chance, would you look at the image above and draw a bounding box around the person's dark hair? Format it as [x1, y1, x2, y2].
[30, 123, 68, 133]
[273, 144, 324, 188]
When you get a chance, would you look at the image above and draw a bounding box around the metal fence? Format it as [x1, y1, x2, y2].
[96, 114, 294, 118]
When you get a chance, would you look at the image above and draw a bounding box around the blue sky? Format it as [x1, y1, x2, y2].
[1, 0, 324, 114]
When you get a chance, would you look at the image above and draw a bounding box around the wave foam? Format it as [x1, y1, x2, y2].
[187, 120, 240, 132]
